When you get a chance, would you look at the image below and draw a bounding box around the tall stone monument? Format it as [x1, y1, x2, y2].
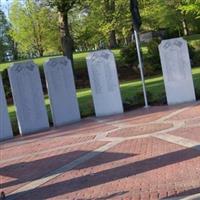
[8, 61, 49, 135]
[0, 75, 13, 140]
[87, 50, 123, 117]
[44, 57, 80, 126]
[159, 38, 196, 105]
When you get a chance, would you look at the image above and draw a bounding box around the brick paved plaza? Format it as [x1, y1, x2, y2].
[1, 103, 200, 200]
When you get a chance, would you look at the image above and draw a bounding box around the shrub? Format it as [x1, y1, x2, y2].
[133, 90, 153, 106]
[122, 90, 153, 111]
[146, 38, 161, 71]
[189, 41, 200, 67]
[190, 40, 200, 51]
[152, 92, 167, 105]
[38, 66, 47, 93]
[1, 69, 12, 100]
[192, 50, 200, 66]
[188, 44, 196, 61]
[195, 86, 200, 100]
[120, 43, 138, 67]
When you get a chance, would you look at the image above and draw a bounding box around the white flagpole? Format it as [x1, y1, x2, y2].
[134, 30, 149, 108]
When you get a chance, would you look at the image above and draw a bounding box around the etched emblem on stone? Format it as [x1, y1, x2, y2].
[101, 52, 110, 59]
[163, 41, 171, 49]
[26, 63, 35, 71]
[174, 40, 183, 48]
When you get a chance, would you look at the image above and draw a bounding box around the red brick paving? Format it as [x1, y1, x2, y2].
[98, 105, 175, 122]
[1, 141, 107, 194]
[1, 135, 96, 160]
[108, 123, 173, 137]
[10, 138, 200, 200]
[113, 111, 173, 125]
[167, 104, 200, 121]
[185, 117, 200, 126]
[1, 103, 200, 200]
[168, 127, 200, 143]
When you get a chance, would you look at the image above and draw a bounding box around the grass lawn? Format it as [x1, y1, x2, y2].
[0, 49, 121, 73]
[183, 34, 200, 42]
[1, 34, 199, 73]
[8, 66, 200, 135]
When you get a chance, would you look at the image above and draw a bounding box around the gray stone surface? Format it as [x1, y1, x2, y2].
[159, 38, 196, 105]
[44, 57, 80, 126]
[0, 75, 13, 140]
[8, 61, 49, 135]
[140, 32, 153, 43]
[87, 50, 123, 117]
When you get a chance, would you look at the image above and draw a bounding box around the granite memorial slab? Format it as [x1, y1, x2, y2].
[86, 50, 123, 117]
[44, 57, 80, 126]
[0, 75, 13, 140]
[8, 61, 49, 135]
[159, 38, 196, 105]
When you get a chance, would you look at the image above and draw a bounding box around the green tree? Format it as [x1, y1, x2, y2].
[138, 0, 199, 35]
[179, 0, 200, 18]
[9, 0, 60, 57]
[139, 0, 161, 31]
[40, 0, 82, 64]
[72, 0, 132, 49]
[0, 9, 13, 62]
[155, 0, 200, 36]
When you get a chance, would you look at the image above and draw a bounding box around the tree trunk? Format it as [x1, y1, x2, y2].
[59, 12, 74, 64]
[109, 0, 117, 48]
[182, 18, 189, 36]
[109, 30, 117, 48]
[104, 0, 117, 49]
[38, 48, 44, 57]
[13, 42, 18, 61]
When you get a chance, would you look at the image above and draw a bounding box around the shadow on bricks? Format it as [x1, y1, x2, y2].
[0, 151, 135, 189]
[166, 187, 200, 199]
[7, 146, 200, 200]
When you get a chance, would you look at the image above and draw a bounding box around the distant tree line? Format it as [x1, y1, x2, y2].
[0, 0, 199, 63]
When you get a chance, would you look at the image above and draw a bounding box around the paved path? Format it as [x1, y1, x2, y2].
[1, 103, 200, 200]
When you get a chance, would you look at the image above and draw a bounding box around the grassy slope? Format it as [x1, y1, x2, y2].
[183, 34, 200, 41]
[0, 50, 121, 72]
[1, 33, 199, 72]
